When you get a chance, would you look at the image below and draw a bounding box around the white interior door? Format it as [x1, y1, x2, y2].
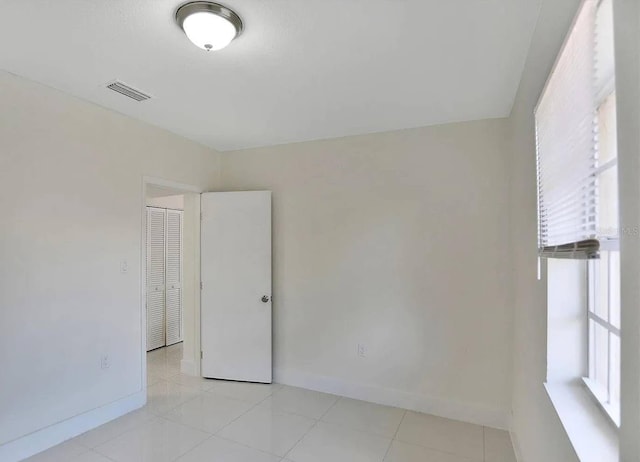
[146, 207, 166, 351]
[200, 191, 272, 383]
[165, 209, 183, 346]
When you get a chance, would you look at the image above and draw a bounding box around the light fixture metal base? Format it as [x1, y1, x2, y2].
[175, 1, 243, 39]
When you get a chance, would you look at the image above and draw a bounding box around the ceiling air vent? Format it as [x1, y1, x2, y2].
[106, 81, 151, 102]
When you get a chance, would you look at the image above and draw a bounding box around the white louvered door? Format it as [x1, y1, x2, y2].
[165, 210, 183, 345]
[146, 207, 166, 351]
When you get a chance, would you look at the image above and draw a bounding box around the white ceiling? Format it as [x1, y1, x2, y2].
[0, 0, 540, 151]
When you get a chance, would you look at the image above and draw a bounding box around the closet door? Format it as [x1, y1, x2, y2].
[146, 207, 166, 351]
[165, 210, 183, 346]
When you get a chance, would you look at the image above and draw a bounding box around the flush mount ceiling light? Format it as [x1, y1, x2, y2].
[176, 2, 243, 51]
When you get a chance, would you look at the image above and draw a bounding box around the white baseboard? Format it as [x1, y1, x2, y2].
[0, 390, 146, 462]
[181, 359, 196, 376]
[274, 368, 509, 430]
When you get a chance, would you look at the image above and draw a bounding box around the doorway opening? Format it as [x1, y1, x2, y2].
[141, 178, 202, 393]
[140, 180, 273, 395]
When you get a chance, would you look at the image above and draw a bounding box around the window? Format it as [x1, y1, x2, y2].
[535, 0, 620, 425]
[587, 249, 621, 425]
[586, 27, 620, 422]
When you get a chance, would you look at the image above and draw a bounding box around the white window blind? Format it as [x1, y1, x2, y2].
[535, 0, 600, 259]
[595, 0, 616, 103]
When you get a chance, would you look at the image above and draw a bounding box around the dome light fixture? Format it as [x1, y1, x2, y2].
[176, 2, 243, 52]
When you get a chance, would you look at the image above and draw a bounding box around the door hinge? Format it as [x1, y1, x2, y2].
[200, 281, 203, 290]
[200, 351, 203, 359]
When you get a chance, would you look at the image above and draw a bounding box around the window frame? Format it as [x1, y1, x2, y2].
[584, 248, 620, 427]
[582, 60, 620, 428]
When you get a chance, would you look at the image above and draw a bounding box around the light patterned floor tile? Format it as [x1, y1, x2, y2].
[321, 397, 405, 437]
[261, 385, 338, 419]
[384, 440, 478, 462]
[176, 436, 282, 462]
[166, 373, 218, 391]
[21, 345, 517, 462]
[163, 392, 254, 433]
[396, 412, 483, 460]
[146, 380, 201, 415]
[207, 379, 281, 404]
[287, 421, 392, 462]
[73, 408, 158, 448]
[217, 402, 316, 456]
[93, 418, 209, 462]
[65, 452, 114, 462]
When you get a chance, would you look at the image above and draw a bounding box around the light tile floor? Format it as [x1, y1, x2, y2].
[25, 343, 516, 462]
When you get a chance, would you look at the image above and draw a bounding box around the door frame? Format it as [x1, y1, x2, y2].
[141, 176, 203, 390]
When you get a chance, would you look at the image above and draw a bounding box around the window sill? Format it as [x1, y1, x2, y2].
[581, 377, 621, 427]
[545, 382, 618, 462]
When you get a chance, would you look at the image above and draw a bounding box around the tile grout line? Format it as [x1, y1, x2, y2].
[280, 394, 341, 460]
[392, 433, 487, 461]
[162, 371, 285, 460]
[318, 394, 341, 421]
[155, 367, 222, 462]
[382, 409, 407, 461]
[390, 411, 487, 461]
[158, 361, 278, 461]
[73, 346, 496, 462]
[208, 384, 316, 459]
[90, 414, 206, 462]
[90, 448, 118, 462]
[167, 433, 217, 462]
[75, 411, 158, 451]
[214, 432, 293, 460]
[93, 353, 203, 460]
[210, 383, 282, 437]
[152, 387, 201, 417]
[280, 418, 319, 460]
[70, 348, 182, 460]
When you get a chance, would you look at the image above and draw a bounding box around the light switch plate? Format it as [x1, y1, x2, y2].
[357, 343, 367, 358]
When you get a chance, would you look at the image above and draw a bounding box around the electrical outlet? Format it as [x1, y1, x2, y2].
[120, 260, 128, 274]
[101, 355, 110, 370]
[357, 343, 367, 358]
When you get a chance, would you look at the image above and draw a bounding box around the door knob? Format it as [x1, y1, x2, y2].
[261, 295, 270, 303]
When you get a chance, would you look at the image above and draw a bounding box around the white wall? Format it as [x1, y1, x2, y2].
[0, 71, 220, 458]
[146, 194, 184, 210]
[181, 193, 201, 377]
[507, 0, 590, 460]
[221, 119, 513, 428]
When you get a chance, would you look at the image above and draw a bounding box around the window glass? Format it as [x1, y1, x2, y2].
[594, 322, 609, 392]
[594, 252, 609, 321]
[609, 251, 621, 329]
[610, 333, 621, 406]
[589, 319, 596, 378]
